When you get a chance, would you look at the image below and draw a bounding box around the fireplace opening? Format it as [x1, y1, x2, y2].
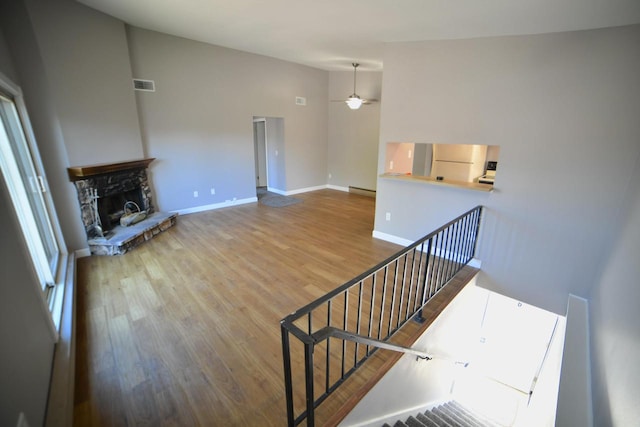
[69, 158, 178, 255]
[98, 188, 144, 232]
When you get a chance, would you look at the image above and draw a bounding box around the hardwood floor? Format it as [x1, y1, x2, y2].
[73, 189, 408, 426]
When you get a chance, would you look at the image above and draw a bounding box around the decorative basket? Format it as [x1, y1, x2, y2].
[120, 201, 147, 227]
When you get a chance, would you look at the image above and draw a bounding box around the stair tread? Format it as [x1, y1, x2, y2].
[416, 412, 442, 427]
[448, 401, 499, 427]
[433, 406, 463, 426]
[439, 404, 471, 426]
[387, 400, 501, 427]
[406, 415, 428, 427]
[442, 402, 484, 427]
[422, 410, 452, 427]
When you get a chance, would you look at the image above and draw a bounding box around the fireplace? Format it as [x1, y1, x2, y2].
[68, 158, 177, 255]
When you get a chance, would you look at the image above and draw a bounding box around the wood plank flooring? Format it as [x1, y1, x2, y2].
[73, 190, 407, 426]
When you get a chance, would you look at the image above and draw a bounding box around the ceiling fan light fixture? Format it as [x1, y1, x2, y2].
[346, 95, 363, 109]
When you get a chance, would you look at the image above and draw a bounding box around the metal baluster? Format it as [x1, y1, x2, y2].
[397, 253, 409, 327]
[342, 291, 348, 378]
[413, 243, 425, 313]
[405, 249, 416, 321]
[355, 281, 363, 366]
[387, 259, 399, 336]
[443, 225, 454, 282]
[304, 341, 315, 427]
[462, 213, 471, 263]
[367, 275, 376, 355]
[281, 325, 295, 427]
[419, 238, 432, 315]
[326, 299, 331, 393]
[378, 267, 388, 340]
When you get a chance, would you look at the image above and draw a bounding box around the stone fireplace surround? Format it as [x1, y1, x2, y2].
[68, 158, 177, 255]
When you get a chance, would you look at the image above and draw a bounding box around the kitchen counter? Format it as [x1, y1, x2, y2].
[379, 173, 494, 192]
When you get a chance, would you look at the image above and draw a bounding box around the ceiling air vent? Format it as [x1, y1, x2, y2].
[133, 79, 155, 92]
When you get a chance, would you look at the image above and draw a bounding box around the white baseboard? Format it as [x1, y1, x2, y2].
[284, 185, 328, 196]
[373, 230, 482, 267]
[327, 184, 349, 192]
[267, 184, 350, 196]
[267, 187, 287, 195]
[75, 248, 91, 258]
[173, 196, 257, 215]
[372, 230, 414, 247]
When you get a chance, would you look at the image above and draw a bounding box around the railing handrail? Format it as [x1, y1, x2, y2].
[281, 205, 483, 326]
[281, 205, 484, 426]
[311, 326, 433, 359]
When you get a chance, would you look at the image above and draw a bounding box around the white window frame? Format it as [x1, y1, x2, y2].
[0, 71, 67, 333]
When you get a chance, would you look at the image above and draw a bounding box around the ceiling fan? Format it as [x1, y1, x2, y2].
[335, 63, 378, 110]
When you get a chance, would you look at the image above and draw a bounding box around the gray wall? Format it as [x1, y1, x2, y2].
[0, 0, 86, 251]
[328, 70, 381, 191]
[0, 31, 56, 425]
[375, 25, 640, 314]
[126, 26, 328, 211]
[589, 150, 640, 426]
[1, 0, 147, 251]
[24, 0, 143, 166]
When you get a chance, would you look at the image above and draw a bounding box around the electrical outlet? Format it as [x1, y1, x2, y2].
[328, 173, 332, 179]
[390, 161, 394, 170]
[193, 191, 199, 198]
[385, 212, 391, 221]
[210, 188, 215, 195]
[275, 150, 279, 156]
[408, 150, 412, 158]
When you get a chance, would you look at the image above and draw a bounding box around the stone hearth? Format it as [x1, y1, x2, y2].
[68, 158, 177, 255]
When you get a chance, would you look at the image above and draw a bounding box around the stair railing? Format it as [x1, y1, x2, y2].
[280, 205, 483, 426]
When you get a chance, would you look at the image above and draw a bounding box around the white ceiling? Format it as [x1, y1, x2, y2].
[77, 0, 640, 71]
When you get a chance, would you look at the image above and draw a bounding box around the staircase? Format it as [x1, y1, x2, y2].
[383, 401, 498, 427]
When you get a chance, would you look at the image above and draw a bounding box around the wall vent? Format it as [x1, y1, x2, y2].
[133, 79, 155, 92]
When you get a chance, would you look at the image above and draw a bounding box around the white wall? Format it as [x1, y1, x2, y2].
[588, 149, 640, 426]
[340, 281, 565, 427]
[328, 70, 382, 191]
[556, 295, 593, 427]
[375, 25, 640, 314]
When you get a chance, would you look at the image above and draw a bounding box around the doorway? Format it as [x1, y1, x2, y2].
[253, 118, 268, 189]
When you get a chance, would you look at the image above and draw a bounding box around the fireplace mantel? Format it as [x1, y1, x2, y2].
[67, 158, 155, 181]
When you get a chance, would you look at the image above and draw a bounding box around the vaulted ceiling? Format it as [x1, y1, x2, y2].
[77, 0, 640, 71]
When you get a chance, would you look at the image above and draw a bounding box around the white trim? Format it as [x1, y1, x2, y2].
[283, 185, 327, 196]
[267, 184, 330, 196]
[372, 230, 414, 247]
[46, 255, 76, 426]
[75, 248, 91, 258]
[173, 196, 257, 215]
[267, 187, 287, 195]
[372, 230, 482, 267]
[468, 258, 482, 268]
[327, 184, 349, 192]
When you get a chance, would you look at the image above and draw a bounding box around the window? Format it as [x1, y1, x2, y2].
[0, 72, 66, 329]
